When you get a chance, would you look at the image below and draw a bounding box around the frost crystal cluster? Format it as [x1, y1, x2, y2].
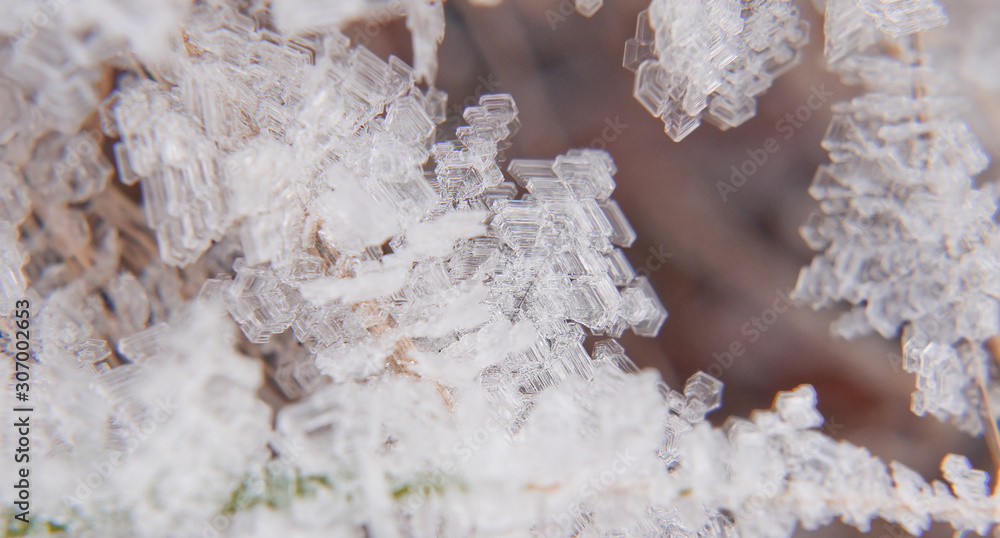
[795, 0, 1000, 435]
[625, 0, 809, 141]
[0, 0, 999, 537]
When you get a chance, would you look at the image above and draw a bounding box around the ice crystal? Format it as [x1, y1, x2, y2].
[626, 0, 809, 141]
[270, 0, 445, 82]
[797, 0, 1000, 433]
[1, 0, 998, 536]
[0, 221, 26, 313]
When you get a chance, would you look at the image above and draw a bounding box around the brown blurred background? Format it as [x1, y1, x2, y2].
[356, 1, 993, 535]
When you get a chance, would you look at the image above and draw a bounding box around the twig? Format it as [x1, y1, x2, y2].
[978, 336, 1000, 494]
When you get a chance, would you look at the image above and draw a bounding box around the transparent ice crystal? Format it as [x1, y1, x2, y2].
[856, 0, 948, 39]
[0, 1, 673, 531]
[270, 0, 446, 82]
[0, 221, 26, 314]
[626, 0, 809, 141]
[797, 0, 998, 433]
[823, 0, 947, 67]
[2, 0, 998, 536]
